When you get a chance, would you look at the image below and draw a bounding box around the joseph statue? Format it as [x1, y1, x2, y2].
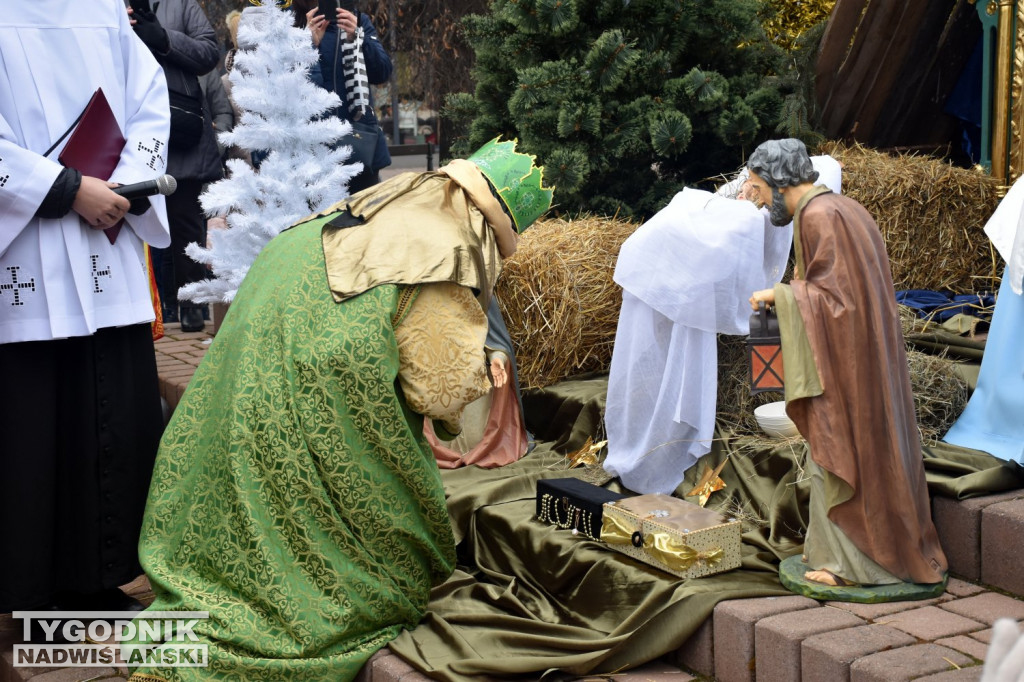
[746, 139, 947, 588]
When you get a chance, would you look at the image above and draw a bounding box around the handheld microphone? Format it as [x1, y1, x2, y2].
[112, 174, 177, 201]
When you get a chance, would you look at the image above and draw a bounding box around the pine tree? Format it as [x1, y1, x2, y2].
[446, 0, 813, 219]
[180, 4, 361, 304]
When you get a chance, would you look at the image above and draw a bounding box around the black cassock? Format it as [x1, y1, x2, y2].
[0, 323, 162, 611]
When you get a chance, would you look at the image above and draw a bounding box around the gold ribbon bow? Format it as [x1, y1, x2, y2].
[600, 512, 724, 572]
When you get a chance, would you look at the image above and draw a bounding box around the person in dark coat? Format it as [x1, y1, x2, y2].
[198, 67, 235, 243]
[301, 1, 393, 194]
[199, 68, 234, 165]
[130, 0, 223, 332]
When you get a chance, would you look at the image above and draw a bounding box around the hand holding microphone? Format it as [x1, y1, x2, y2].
[112, 174, 177, 201]
[73, 176, 131, 229]
[113, 174, 177, 219]
[73, 174, 176, 229]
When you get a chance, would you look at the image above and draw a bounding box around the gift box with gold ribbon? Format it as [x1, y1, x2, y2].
[600, 493, 742, 580]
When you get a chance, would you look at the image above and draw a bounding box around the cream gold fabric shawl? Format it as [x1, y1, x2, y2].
[322, 159, 516, 307]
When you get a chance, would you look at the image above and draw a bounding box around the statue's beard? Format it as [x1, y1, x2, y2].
[769, 187, 791, 226]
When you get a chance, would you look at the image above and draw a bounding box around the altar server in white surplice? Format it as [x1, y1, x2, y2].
[0, 1, 170, 613]
[603, 156, 841, 495]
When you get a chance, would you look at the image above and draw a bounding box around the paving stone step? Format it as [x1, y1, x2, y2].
[932, 490, 1024, 586]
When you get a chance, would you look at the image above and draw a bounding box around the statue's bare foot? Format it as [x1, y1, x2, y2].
[802, 554, 808, 563]
[804, 569, 854, 586]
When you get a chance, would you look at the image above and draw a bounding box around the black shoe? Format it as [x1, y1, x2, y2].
[179, 306, 205, 333]
[162, 305, 179, 323]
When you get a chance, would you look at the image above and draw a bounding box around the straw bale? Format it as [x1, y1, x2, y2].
[818, 141, 1002, 293]
[495, 215, 639, 390]
[899, 303, 923, 337]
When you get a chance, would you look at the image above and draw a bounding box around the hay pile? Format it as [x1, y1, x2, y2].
[906, 349, 970, 443]
[495, 215, 639, 390]
[818, 141, 1001, 293]
[716, 335, 782, 436]
[715, 334, 969, 445]
[497, 144, 984, 424]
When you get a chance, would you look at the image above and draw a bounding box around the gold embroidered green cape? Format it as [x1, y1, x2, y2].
[130, 216, 455, 681]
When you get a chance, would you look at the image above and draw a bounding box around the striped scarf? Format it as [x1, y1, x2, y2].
[341, 26, 370, 121]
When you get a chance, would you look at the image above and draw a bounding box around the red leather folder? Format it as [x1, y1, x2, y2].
[58, 88, 127, 244]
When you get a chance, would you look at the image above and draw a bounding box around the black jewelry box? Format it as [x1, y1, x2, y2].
[536, 477, 628, 540]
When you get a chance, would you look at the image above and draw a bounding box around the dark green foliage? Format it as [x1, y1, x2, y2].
[584, 30, 639, 91]
[445, 0, 821, 218]
[650, 111, 693, 157]
[717, 99, 760, 147]
[745, 87, 784, 128]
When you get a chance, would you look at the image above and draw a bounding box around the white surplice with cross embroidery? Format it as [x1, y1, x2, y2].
[0, 2, 170, 344]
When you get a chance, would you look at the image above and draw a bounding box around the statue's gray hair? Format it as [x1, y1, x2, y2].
[747, 139, 819, 188]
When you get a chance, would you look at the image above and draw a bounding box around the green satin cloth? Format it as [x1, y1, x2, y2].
[906, 328, 987, 362]
[131, 217, 455, 681]
[390, 375, 1023, 681]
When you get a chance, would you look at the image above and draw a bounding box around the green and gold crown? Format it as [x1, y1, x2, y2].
[467, 138, 554, 232]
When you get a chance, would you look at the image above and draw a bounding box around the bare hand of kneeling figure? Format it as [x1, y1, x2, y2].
[490, 355, 508, 389]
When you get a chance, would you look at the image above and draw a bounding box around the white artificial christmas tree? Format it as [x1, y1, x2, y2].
[180, 3, 363, 304]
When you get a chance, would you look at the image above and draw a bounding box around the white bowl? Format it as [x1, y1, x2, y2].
[754, 401, 800, 439]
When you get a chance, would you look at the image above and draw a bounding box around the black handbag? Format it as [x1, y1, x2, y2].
[338, 119, 382, 171]
[167, 74, 205, 149]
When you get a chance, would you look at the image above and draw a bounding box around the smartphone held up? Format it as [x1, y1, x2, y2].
[317, 0, 357, 24]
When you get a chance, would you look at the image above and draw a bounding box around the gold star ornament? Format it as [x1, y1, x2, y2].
[686, 456, 729, 507]
[564, 437, 608, 469]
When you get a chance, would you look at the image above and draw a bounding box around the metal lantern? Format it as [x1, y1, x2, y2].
[748, 301, 784, 395]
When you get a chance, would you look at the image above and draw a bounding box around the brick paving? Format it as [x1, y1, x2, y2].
[754, 607, 866, 682]
[931, 490, 1024, 582]
[849, 644, 973, 682]
[981, 499, 1024, 595]
[801, 624, 917, 682]
[4, 323, 1023, 681]
[153, 322, 215, 412]
[714, 596, 820, 682]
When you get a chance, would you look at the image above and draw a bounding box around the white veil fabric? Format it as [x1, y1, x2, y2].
[603, 156, 842, 494]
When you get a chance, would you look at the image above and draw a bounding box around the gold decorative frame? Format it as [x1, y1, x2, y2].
[1010, 0, 1024, 184]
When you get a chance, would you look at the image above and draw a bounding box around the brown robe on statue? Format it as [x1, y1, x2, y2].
[776, 187, 947, 585]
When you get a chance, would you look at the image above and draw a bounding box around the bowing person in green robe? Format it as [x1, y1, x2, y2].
[127, 139, 553, 682]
